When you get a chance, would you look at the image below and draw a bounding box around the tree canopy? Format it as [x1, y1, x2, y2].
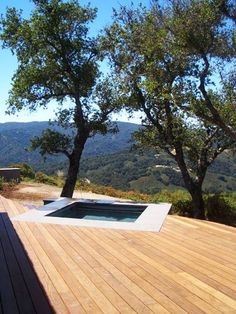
[103, 0, 236, 218]
[0, 0, 119, 197]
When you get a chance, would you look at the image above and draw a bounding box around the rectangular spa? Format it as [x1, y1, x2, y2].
[47, 202, 146, 222]
[12, 198, 171, 232]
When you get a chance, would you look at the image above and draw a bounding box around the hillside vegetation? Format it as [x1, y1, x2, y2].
[79, 150, 236, 194]
[0, 121, 138, 166]
[0, 121, 236, 194]
[1, 171, 235, 227]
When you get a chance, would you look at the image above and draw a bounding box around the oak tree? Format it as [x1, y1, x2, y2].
[1, 0, 119, 197]
[103, 0, 236, 218]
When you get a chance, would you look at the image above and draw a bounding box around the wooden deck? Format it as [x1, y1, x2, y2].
[0, 195, 236, 313]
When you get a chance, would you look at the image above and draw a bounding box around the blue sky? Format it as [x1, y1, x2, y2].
[0, 0, 150, 124]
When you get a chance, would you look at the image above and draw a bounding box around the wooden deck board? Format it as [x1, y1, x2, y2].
[0, 195, 236, 313]
[34, 223, 117, 314]
[55, 225, 158, 313]
[2, 214, 56, 314]
[0, 229, 20, 314]
[81, 228, 204, 313]
[48, 225, 137, 314]
[0, 214, 36, 314]
[103, 230, 234, 313]
[14, 222, 69, 314]
[0, 212, 55, 314]
[23, 222, 84, 314]
[103, 228, 236, 300]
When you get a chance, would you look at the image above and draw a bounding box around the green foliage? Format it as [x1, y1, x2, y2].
[10, 163, 35, 179]
[0, 176, 18, 190]
[103, 0, 236, 218]
[75, 179, 236, 226]
[0, 0, 98, 111]
[15, 168, 236, 226]
[75, 179, 151, 202]
[7, 179, 18, 187]
[0, 121, 139, 167]
[205, 193, 236, 224]
[79, 149, 185, 192]
[151, 189, 192, 215]
[30, 129, 72, 158]
[1, 122, 235, 195]
[0, 0, 120, 197]
[0, 177, 4, 190]
[78, 149, 236, 194]
[35, 172, 57, 185]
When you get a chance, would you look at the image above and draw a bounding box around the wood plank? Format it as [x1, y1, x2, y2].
[0, 234, 19, 314]
[2, 213, 55, 314]
[0, 300, 3, 314]
[13, 222, 68, 314]
[53, 224, 158, 314]
[134, 231, 236, 290]
[162, 226, 236, 265]
[0, 195, 236, 314]
[0, 215, 36, 314]
[186, 295, 226, 314]
[179, 272, 236, 310]
[105, 229, 235, 313]
[104, 228, 236, 298]
[72, 227, 190, 314]
[34, 223, 119, 314]
[91, 228, 226, 314]
[49, 224, 138, 314]
[135, 229, 236, 275]
[0, 197, 21, 217]
[172, 216, 236, 235]
[69, 228, 166, 314]
[162, 222, 236, 253]
[21, 222, 83, 314]
[143, 230, 236, 282]
[30, 222, 111, 314]
[135, 232, 236, 299]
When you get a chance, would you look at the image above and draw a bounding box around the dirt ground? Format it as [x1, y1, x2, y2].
[0, 182, 123, 207]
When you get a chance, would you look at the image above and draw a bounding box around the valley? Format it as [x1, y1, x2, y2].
[0, 121, 236, 194]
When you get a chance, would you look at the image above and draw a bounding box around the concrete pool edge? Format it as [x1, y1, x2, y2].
[12, 198, 171, 232]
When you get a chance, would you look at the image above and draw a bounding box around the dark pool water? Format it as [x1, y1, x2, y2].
[47, 202, 146, 222]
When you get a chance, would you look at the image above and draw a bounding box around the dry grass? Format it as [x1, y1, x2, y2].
[0, 181, 124, 206]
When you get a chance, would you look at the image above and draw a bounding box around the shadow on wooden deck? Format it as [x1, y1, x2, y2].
[0, 212, 55, 314]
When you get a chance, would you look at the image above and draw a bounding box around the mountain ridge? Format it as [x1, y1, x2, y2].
[0, 121, 235, 194]
[0, 120, 139, 166]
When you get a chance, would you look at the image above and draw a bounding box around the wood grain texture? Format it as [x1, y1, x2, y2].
[0, 195, 236, 313]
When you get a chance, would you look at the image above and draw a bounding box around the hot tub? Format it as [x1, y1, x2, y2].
[12, 198, 171, 232]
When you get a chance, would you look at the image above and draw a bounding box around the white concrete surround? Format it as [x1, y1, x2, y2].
[12, 198, 171, 232]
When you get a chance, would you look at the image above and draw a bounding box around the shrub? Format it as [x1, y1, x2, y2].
[7, 179, 18, 187]
[10, 163, 35, 179]
[0, 177, 17, 191]
[205, 193, 236, 225]
[19, 172, 236, 226]
[151, 189, 190, 203]
[75, 179, 151, 201]
[0, 177, 4, 190]
[151, 190, 192, 215]
[35, 172, 57, 185]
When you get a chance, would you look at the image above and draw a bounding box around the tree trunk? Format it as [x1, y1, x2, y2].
[60, 134, 88, 198]
[189, 186, 205, 219]
[174, 145, 206, 219]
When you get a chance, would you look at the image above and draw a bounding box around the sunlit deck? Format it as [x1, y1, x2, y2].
[0, 195, 236, 313]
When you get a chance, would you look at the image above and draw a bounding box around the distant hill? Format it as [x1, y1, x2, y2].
[78, 149, 236, 194]
[0, 121, 139, 167]
[0, 121, 235, 194]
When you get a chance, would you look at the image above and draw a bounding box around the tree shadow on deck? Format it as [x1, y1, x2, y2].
[0, 212, 55, 314]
